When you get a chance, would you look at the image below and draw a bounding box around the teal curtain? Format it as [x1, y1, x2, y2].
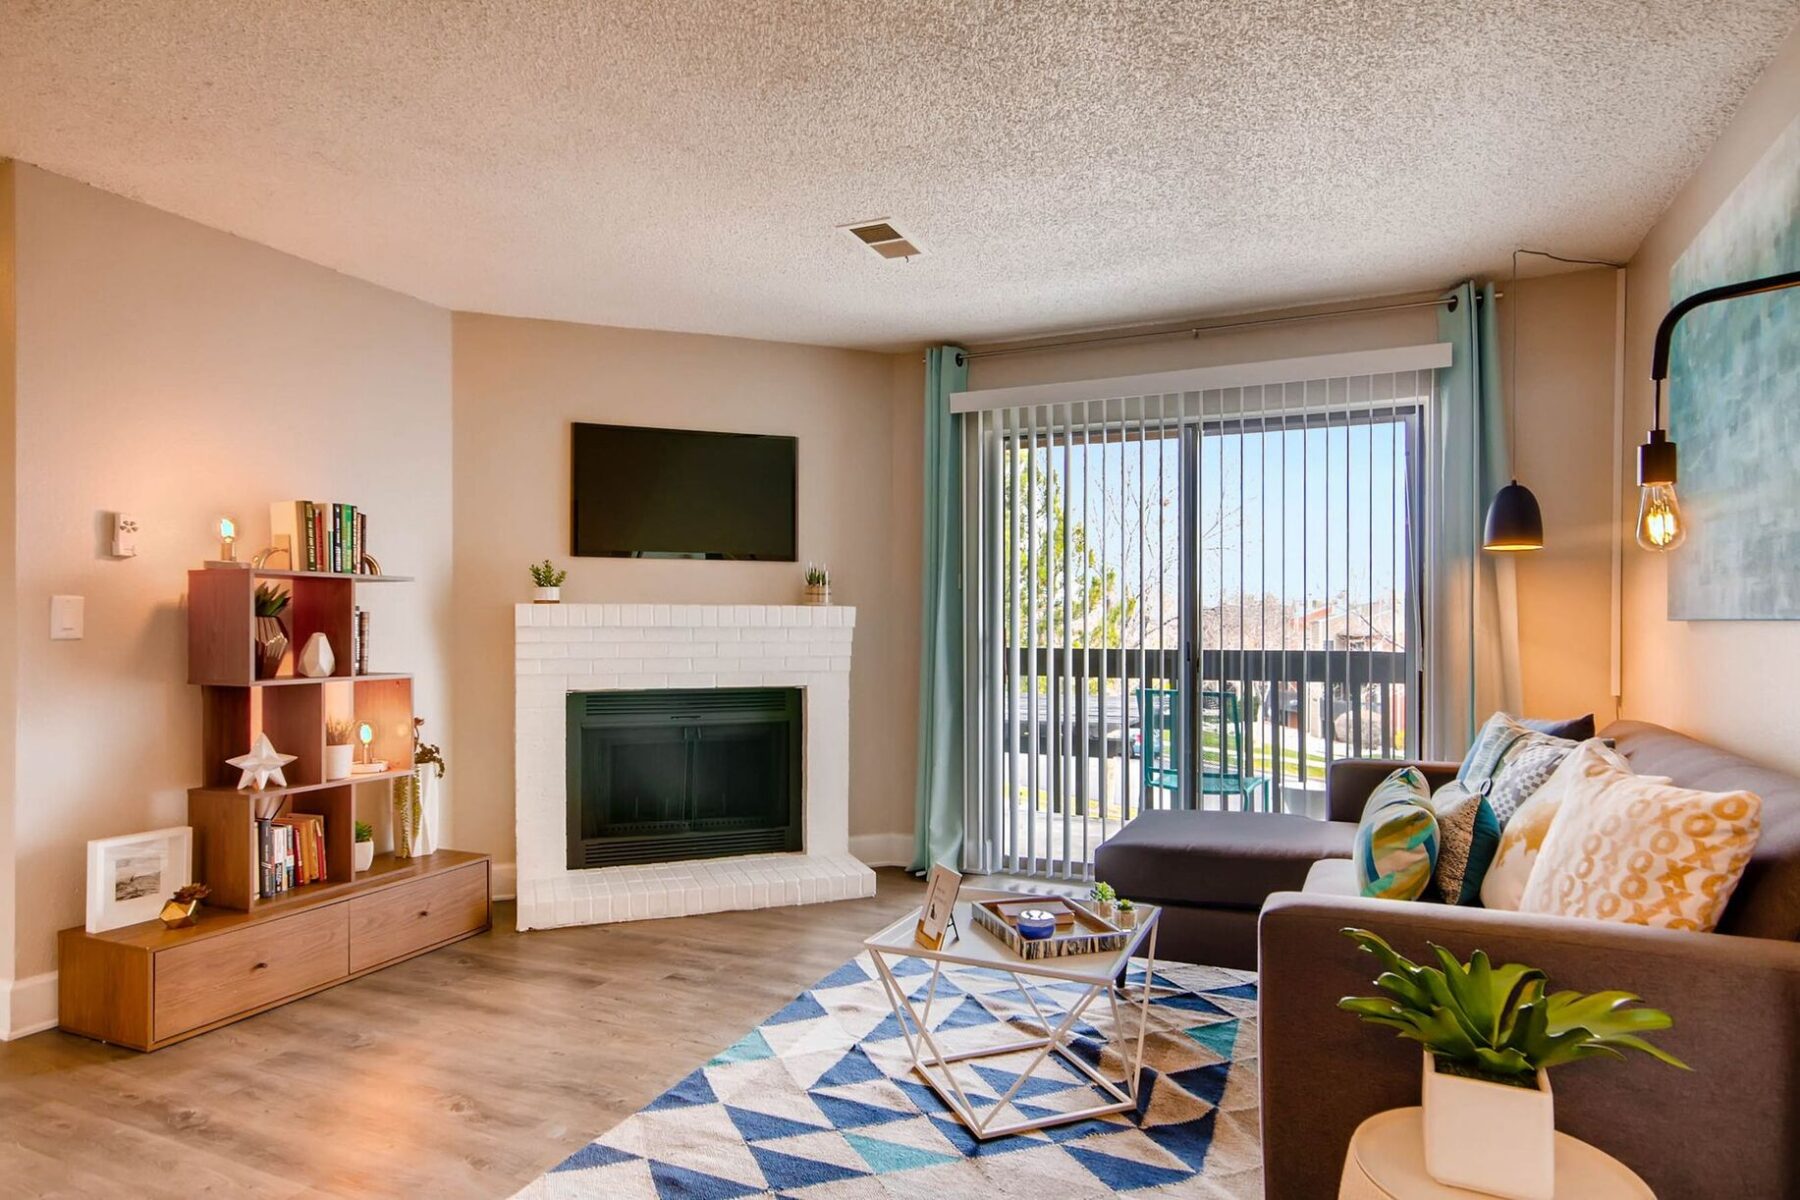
[1430, 283, 1521, 758]
[913, 346, 969, 871]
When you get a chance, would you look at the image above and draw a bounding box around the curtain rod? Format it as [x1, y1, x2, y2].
[961, 290, 1495, 362]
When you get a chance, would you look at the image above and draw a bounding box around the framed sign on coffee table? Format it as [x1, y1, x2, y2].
[865, 888, 1161, 1140]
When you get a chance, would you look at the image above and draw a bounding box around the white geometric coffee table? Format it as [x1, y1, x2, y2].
[862, 889, 1162, 1140]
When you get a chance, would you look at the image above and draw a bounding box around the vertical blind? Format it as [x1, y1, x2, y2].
[959, 369, 1433, 879]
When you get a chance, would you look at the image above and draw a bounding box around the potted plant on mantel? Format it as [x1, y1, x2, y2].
[530, 559, 567, 604]
[1338, 928, 1686, 1200]
[803, 562, 831, 606]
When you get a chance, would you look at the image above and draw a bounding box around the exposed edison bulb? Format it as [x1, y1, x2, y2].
[1636, 483, 1686, 551]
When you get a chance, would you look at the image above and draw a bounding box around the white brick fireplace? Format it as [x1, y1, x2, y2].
[513, 603, 876, 930]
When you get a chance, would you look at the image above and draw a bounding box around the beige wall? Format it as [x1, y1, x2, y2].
[450, 314, 922, 873]
[0, 162, 17, 990]
[1619, 29, 1800, 768]
[1505, 268, 1622, 725]
[6, 165, 453, 982]
[967, 285, 1622, 733]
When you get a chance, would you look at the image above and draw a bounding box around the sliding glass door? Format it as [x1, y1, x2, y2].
[963, 372, 1429, 879]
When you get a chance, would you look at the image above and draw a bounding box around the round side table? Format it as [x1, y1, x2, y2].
[1338, 1108, 1653, 1199]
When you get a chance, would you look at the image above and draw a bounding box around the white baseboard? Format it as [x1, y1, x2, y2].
[849, 833, 914, 869]
[491, 860, 517, 902]
[1, 971, 58, 1040]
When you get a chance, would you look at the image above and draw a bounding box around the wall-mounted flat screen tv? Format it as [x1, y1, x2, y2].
[571, 422, 797, 560]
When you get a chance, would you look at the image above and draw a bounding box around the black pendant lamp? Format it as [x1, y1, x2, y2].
[1484, 250, 1545, 552]
[1484, 479, 1544, 551]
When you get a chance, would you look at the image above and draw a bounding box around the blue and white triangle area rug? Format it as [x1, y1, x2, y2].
[514, 954, 1261, 1198]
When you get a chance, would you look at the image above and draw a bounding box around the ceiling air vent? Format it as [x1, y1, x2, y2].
[841, 219, 924, 260]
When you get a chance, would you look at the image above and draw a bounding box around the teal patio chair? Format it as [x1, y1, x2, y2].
[1135, 686, 1271, 810]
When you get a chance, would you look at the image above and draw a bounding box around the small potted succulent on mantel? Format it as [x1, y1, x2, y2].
[1338, 928, 1686, 1200]
[324, 718, 357, 781]
[803, 562, 831, 606]
[1087, 880, 1117, 922]
[353, 820, 375, 872]
[530, 560, 567, 604]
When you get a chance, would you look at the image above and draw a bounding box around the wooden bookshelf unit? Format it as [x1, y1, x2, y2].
[58, 565, 490, 1051]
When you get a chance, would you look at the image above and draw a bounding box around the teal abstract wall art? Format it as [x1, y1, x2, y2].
[1668, 112, 1800, 620]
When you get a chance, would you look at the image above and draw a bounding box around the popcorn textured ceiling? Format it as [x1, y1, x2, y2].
[1, 1, 1795, 350]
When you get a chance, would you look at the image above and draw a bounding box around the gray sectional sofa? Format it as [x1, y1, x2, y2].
[1096, 720, 1800, 1198]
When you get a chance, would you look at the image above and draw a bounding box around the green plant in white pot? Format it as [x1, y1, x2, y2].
[530, 559, 567, 604]
[353, 820, 375, 872]
[1338, 928, 1685, 1200]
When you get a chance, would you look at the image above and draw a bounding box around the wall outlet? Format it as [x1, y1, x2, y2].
[110, 512, 140, 558]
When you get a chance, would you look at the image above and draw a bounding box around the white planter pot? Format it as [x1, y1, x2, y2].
[533, 586, 561, 604]
[324, 743, 354, 781]
[353, 839, 374, 872]
[1421, 1050, 1554, 1200]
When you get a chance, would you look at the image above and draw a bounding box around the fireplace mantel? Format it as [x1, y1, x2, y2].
[513, 603, 875, 930]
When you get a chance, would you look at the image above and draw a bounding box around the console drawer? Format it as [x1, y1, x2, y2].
[348, 862, 489, 972]
[154, 904, 349, 1040]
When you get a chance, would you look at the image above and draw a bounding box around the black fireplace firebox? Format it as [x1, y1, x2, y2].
[566, 688, 802, 870]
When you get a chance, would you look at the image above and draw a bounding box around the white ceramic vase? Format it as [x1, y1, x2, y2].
[298, 632, 335, 677]
[533, 586, 560, 604]
[1420, 1050, 1555, 1200]
[353, 839, 374, 872]
[324, 743, 354, 781]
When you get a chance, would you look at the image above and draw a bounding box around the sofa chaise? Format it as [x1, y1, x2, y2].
[1097, 720, 1800, 1198]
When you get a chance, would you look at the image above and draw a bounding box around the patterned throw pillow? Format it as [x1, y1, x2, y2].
[1459, 712, 1581, 825]
[1429, 781, 1501, 905]
[1480, 740, 1657, 910]
[1518, 750, 1760, 931]
[1354, 767, 1439, 901]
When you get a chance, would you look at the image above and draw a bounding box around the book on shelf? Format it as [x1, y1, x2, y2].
[269, 500, 366, 574]
[256, 812, 328, 898]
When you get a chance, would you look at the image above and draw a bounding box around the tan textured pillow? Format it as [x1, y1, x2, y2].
[1517, 749, 1760, 931]
[1480, 740, 1656, 911]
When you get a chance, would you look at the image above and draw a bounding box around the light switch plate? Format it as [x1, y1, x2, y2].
[51, 594, 84, 640]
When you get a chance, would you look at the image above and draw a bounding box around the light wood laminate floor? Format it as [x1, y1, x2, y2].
[0, 869, 941, 1199]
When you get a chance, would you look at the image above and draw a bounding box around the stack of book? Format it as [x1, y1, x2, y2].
[256, 812, 328, 897]
[270, 501, 368, 574]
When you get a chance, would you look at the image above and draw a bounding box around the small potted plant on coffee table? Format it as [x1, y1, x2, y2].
[353, 820, 375, 872]
[1088, 880, 1117, 922]
[1338, 928, 1686, 1200]
[1115, 897, 1137, 929]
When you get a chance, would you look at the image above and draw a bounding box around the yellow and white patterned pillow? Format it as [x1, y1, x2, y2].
[1480, 740, 1661, 911]
[1517, 749, 1760, 931]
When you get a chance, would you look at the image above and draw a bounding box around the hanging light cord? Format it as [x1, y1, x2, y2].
[1506, 247, 1629, 472]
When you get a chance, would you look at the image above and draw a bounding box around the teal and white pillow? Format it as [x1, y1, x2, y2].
[1354, 767, 1439, 901]
[1459, 712, 1581, 825]
[1429, 781, 1501, 904]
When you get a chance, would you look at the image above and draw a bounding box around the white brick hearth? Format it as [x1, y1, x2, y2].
[514, 603, 876, 931]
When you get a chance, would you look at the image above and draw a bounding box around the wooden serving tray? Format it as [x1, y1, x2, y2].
[972, 896, 1128, 960]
